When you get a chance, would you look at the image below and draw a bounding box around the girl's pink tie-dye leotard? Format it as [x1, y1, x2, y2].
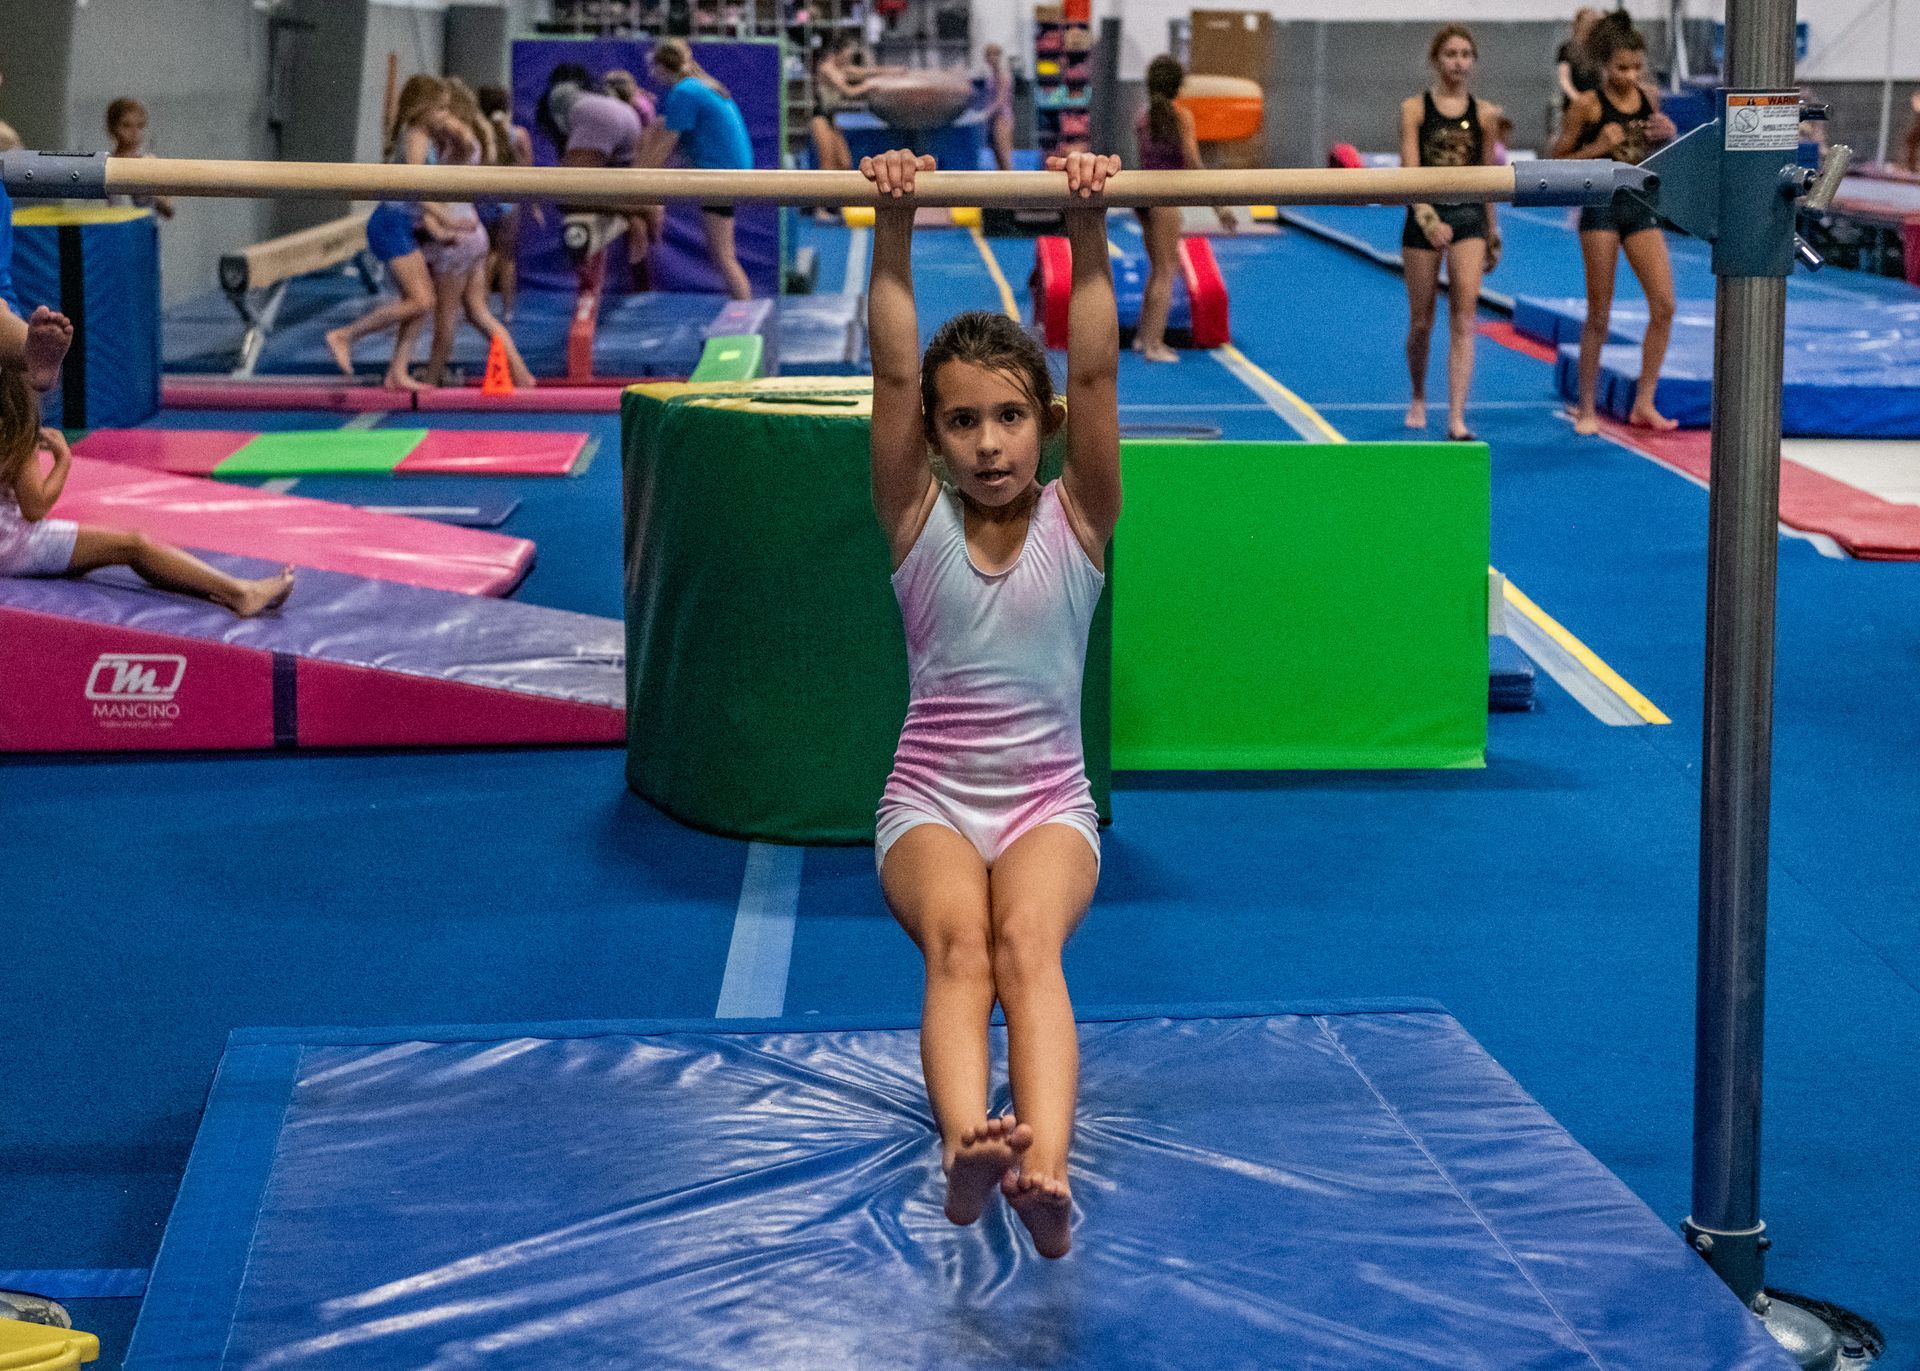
[875, 480, 1104, 873]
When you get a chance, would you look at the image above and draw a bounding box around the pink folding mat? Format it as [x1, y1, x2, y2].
[55, 458, 535, 596]
[72, 428, 256, 476]
[396, 429, 588, 475]
[161, 379, 628, 413]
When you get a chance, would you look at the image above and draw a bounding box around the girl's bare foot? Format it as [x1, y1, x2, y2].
[1404, 399, 1427, 429]
[1130, 335, 1144, 353]
[24, 308, 74, 392]
[1629, 401, 1677, 431]
[385, 368, 425, 392]
[324, 328, 356, 377]
[1140, 343, 1179, 364]
[223, 566, 295, 618]
[1570, 406, 1601, 437]
[944, 1116, 1031, 1226]
[1003, 1168, 1072, 1258]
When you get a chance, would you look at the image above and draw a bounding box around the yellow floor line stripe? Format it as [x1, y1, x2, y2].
[1500, 575, 1670, 724]
[969, 225, 1021, 322]
[1213, 343, 1348, 444]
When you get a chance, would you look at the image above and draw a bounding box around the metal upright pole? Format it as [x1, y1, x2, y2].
[1685, 0, 1797, 1314]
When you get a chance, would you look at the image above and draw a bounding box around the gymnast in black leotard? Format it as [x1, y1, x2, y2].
[1399, 25, 1503, 442]
[1552, 12, 1680, 435]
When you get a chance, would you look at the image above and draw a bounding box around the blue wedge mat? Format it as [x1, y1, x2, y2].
[127, 1003, 1792, 1371]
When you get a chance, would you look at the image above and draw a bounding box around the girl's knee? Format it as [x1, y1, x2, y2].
[925, 924, 993, 986]
[989, 916, 1062, 992]
[1647, 294, 1676, 326]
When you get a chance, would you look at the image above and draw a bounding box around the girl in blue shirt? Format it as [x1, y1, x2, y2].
[639, 40, 754, 300]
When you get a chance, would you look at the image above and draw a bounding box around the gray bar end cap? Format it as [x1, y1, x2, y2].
[0, 151, 109, 199]
[1511, 159, 1657, 208]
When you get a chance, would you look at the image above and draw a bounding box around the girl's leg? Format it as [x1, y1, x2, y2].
[1573, 230, 1621, 435]
[1442, 237, 1488, 440]
[495, 210, 521, 321]
[326, 252, 433, 377]
[700, 210, 753, 301]
[1402, 246, 1440, 428]
[461, 267, 537, 387]
[881, 823, 1030, 1225]
[1621, 228, 1679, 430]
[986, 822, 1098, 1258]
[421, 267, 465, 388]
[69, 526, 292, 616]
[1136, 206, 1182, 363]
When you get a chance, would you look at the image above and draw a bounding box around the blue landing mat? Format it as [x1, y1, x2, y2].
[129, 1004, 1790, 1371]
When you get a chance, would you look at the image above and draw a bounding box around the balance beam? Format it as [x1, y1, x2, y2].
[216, 210, 378, 378]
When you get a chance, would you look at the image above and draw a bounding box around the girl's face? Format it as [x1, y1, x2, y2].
[112, 111, 147, 147]
[1434, 37, 1475, 84]
[1605, 49, 1645, 92]
[929, 360, 1046, 508]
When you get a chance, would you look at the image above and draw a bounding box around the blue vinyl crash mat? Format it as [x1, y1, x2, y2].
[127, 1003, 1793, 1371]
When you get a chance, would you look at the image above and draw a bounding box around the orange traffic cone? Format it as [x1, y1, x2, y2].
[481, 333, 515, 396]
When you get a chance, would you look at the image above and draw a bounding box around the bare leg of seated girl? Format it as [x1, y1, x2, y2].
[70, 527, 292, 616]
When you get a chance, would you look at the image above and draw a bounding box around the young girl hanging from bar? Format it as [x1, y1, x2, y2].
[1553, 12, 1679, 434]
[864, 146, 1122, 1259]
[0, 368, 291, 613]
[1400, 24, 1503, 441]
[325, 74, 460, 391]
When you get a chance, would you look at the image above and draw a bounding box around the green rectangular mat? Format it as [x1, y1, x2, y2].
[215, 429, 427, 476]
[1112, 440, 1489, 771]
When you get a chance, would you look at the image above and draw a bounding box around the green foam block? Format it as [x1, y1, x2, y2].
[215, 429, 428, 476]
[1113, 440, 1490, 771]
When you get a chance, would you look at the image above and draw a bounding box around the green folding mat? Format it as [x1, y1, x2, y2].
[1112, 439, 1490, 770]
[620, 378, 1110, 846]
[215, 429, 428, 476]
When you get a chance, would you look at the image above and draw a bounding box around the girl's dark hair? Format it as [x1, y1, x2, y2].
[1589, 11, 1645, 66]
[535, 62, 597, 146]
[476, 84, 511, 120]
[105, 97, 146, 135]
[920, 311, 1056, 441]
[0, 368, 41, 491]
[1144, 54, 1183, 150]
[1428, 23, 1477, 64]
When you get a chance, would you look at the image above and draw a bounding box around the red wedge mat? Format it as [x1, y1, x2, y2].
[56, 458, 534, 595]
[162, 379, 627, 413]
[1600, 421, 1920, 560]
[1178, 236, 1230, 348]
[1478, 320, 1558, 364]
[396, 429, 588, 475]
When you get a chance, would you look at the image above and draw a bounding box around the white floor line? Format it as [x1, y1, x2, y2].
[340, 412, 383, 431]
[842, 227, 870, 295]
[1311, 400, 1561, 412]
[714, 843, 804, 1019]
[259, 478, 300, 494]
[1502, 608, 1651, 726]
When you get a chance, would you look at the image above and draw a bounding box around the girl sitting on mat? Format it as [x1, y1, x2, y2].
[865, 147, 1121, 1259]
[1552, 13, 1679, 435]
[0, 370, 292, 614]
[1133, 55, 1234, 364]
[640, 40, 754, 301]
[1400, 25, 1503, 441]
[418, 80, 536, 391]
[325, 75, 460, 391]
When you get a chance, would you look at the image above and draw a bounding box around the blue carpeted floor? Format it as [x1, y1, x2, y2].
[4, 214, 1916, 1368]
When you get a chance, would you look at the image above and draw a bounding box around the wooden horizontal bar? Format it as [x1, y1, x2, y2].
[95, 156, 1544, 209]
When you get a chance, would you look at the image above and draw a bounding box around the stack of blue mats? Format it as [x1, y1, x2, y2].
[1515, 293, 1920, 437]
[1490, 635, 1536, 712]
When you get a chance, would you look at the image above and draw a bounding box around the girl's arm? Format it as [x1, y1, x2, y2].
[865, 150, 938, 561]
[14, 428, 71, 521]
[1403, 97, 1447, 248]
[1643, 86, 1678, 144]
[400, 124, 454, 230]
[1054, 152, 1122, 562]
[635, 121, 679, 169]
[1557, 60, 1580, 103]
[1176, 106, 1234, 232]
[1553, 93, 1617, 159]
[1481, 100, 1502, 242]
